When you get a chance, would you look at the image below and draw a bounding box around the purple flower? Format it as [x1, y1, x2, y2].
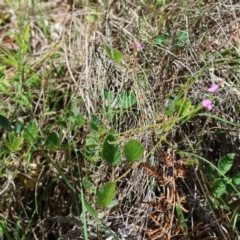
[208, 84, 219, 94]
[129, 42, 142, 50]
[202, 99, 214, 110]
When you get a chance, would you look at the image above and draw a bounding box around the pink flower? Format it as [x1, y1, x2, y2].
[202, 99, 214, 110]
[208, 84, 219, 94]
[129, 42, 142, 50]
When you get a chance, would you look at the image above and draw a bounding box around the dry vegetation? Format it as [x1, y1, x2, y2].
[1, 0, 240, 239]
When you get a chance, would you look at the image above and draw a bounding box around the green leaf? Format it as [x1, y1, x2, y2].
[232, 212, 239, 230]
[23, 121, 37, 143]
[123, 139, 144, 163]
[90, 121, 98, 131]
[102, 134, 120, 166]
[82, 177, 97, 194]
[83, 133, 100, 160]
[86, 132, 99, 149]
[206, 195, 218, 210]
[106, 200, 118, 208]
[103, 89, 114, 103]
[154, 33, 169, 45]
[112, 49, 123, 63]
[91, 114, 100, 126]
[24, 23, 30, 42]
[96, 182, 116, 208]
[108, 128, 115, 135]
[98, 125, 107, 136]
[84, 198, 97, 218]
[104, 44, 112, 58]
[105, 106, 115, 122]
[232, 172, 240, 186]
[173, 30, 188, 47]
[0, 220, 9, 238]
[175, 204, 187, 228]
[175, 98, 192, 116]
[12, 137, 22, 151]
[117, 92, 137, 108]
[8, 132, 15, 144]
[218, 153, 234, 175]
[164, 95, 176, 116]
[4, 141, 13, 151]
[14, 120, 24, 134]
[75, 114, 85, 127]
[90, 114, 100, 131]
[206, 165, 218, 182]
[226, 183, 235, 195]
[45, 132, 59, 151]
[212, 178, 228, 197]
[0, 114, 12, 132]
[23, 23, 30, 53]
[60, 142, 71, 151]
[80, 148, 100, 162]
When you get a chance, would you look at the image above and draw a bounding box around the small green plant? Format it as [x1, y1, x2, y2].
[0, 218, 11, 240]
[103, 88, 137, 122]
[79, 114, 144, 213]
[154, 30, 188, 48]
[104, 45, 123, 63]
[206, 153, 240, 229]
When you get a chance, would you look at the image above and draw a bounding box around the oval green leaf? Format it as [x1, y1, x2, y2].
[123, 139, 144, 163]
[113, 49, 123, 63]
[206, 195, 218, 210]
[98, 125, 107, 136]
[12, 137, 22, 151]
[0, 114, 12, 132]
[74, 113, 85, 127]
[212, 178, 227, 197]
[218, 153, 234, 175]
[104, 44, 112, 58]
[102, 134, 120, 166]
[9, 132, 15, 144]
[117, 92, 136, 109]
[105, 106, 115, 122]
[232, 172, 240, 186]
[23, 121, 37, 143]
[154, 33, 169, 46]
[104, 89, 114, 103]
[80, 148, 100, 163]
[175, 98, 192, 116]
[90, 114, 100, 131]
[96, 182, 116, 208]
[15, 120, 24, 134]
[82, 177, 97, 194]
[45, 132, 59, 151]
[173, 30, 188, 47]
[164, 95, 176, 116]
[206, 164, 218, 182]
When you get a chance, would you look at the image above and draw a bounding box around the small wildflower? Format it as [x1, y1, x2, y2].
[129, 42, 142, 50]
[208, 84, 219, 94]
[202, 99, 214, 110]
